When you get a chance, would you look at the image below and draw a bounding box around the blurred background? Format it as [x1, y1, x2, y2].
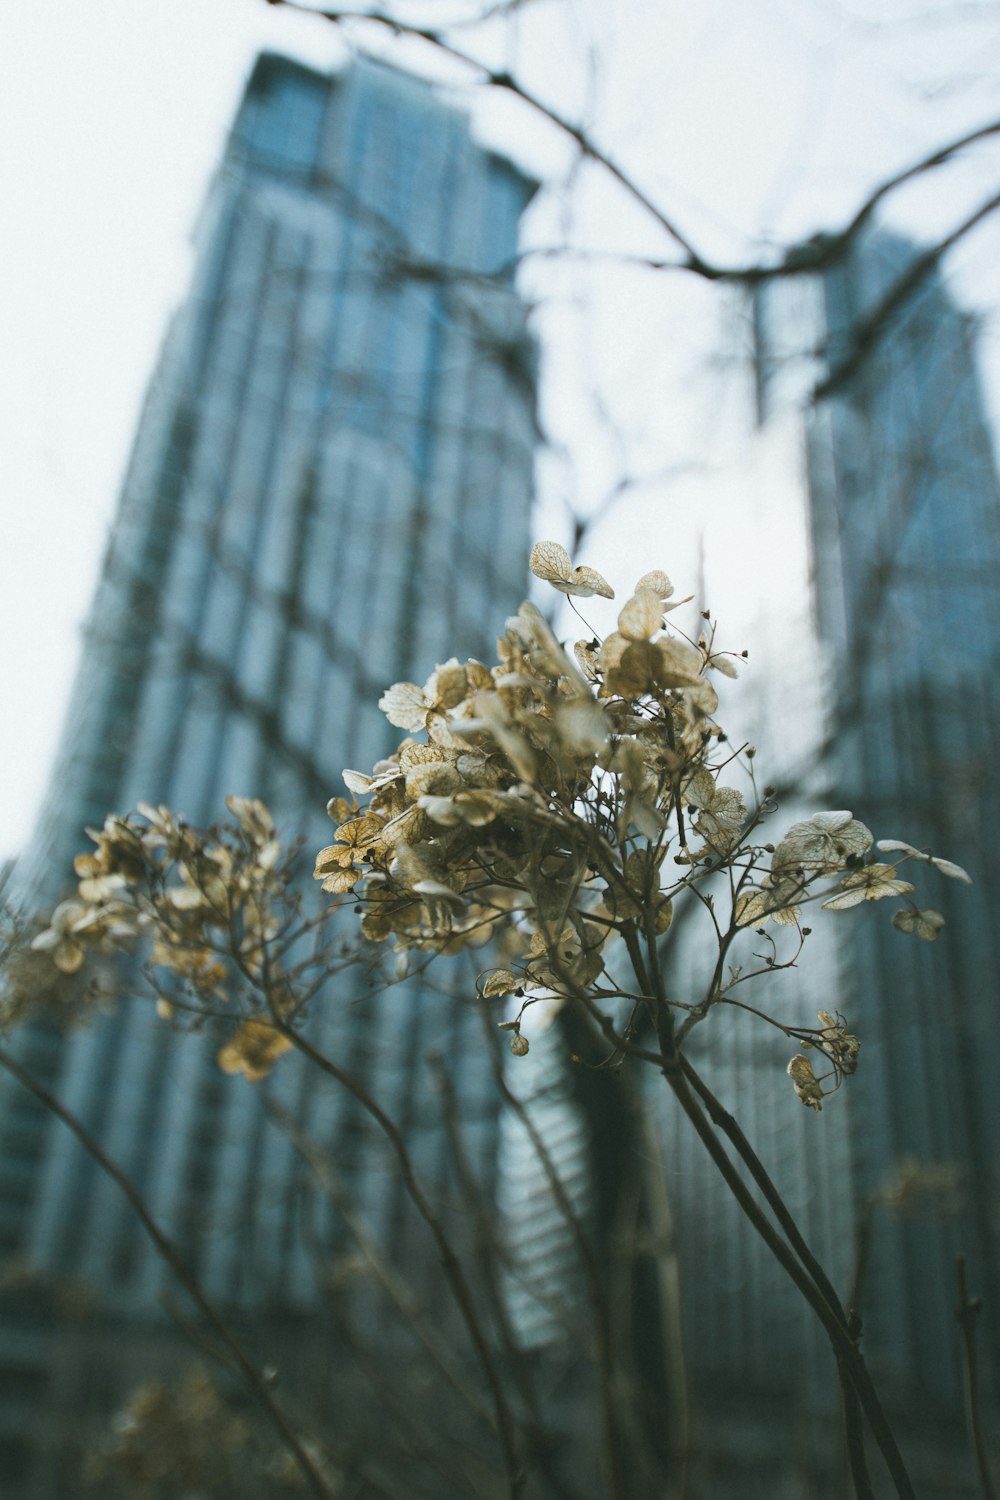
[6, 0, 1000, 862]
[1, 2, 999, 1496]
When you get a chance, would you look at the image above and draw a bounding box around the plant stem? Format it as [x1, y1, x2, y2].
[0, 1044, 336, 1500]
[956, 1255, 997, 1500]
[276, 1023, 526, 1500]
[647, 1006, 913, 1499]
[678, 1055, 875, 1498]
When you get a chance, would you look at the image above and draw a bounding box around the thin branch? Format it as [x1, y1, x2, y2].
[816, 187, 1000, 398]
[264, 0, 707, 265]
[483, 1024, 628, 1500]
[265, 1097, 498, 1433]
[271, 1021, 527, 1499]
[268, 3, 1000, 293]
[657, 1048, 910, 1497]
[677, 1055, 874, 1499]
[956, 1255, 997, 1500]
[0, 1044, 336, 1500]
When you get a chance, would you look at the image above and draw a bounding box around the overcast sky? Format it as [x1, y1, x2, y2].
[3, 0, 1000, 866]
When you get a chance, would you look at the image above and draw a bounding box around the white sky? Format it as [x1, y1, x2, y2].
[3, 0, 1000, 864]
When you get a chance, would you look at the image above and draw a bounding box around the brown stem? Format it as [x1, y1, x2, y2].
[678, 1055, 874, 1497]
[837, 1360, 875, 1500]
[956, 1255, 997, 1500]
[646, 1009, 913, 1499]
[678, 1056, 847, 1322]
[432, 1053, 583, 1500]
[484, 1028, 629, 1500]
[0, 1044, 335, 1500]
[274, 1023, 526, 1499]
[265, 1097, 497, 1433]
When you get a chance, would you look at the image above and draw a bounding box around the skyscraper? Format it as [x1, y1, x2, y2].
[668, 230, 1000, 1492]
[805, 233, 1000, 1454]
[0, 52, 536, 1495]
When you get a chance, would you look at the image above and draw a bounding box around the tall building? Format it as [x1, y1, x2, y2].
[804, 233, 1000, 1461]
[0, 53, 536, 1495]
[664, 231, 1000, 1493]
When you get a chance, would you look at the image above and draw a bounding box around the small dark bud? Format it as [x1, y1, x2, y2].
[802, 926, 812, 936]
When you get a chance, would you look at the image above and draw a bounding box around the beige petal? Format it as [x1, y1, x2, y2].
[552, 564, 615, 600]
[653, 637, 705, 688]
[398, 742, 445, 772]
[314, 844, 353, 875]
[892, 908, 945, 941]
[413, 879, 466, 906]
[483, 969, 522, 998]
[574, 639, 600, 680]
[432, 661, 469, 708]
[635, 569, 674, 600]
[378, 682, 427, 730]
[53, 940, 86, 974]
[554, 698, 610, 758]
[618, 588, 665, 641]
[529, 540, 572, 582]
[708, 654, 739, 679]
[405, 761, 461, 800]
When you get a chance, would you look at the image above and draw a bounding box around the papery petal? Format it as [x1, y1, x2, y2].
[618, 588, 665, 642]
[635, 569, 674, 600]
[892, 908, 945, 940]
[378, 682, 428, 730]
[529, 540, 572, 582]
[552, 565, 615, 599]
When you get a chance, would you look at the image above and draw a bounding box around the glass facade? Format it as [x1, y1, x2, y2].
[660, 231, 1000, 1492]
[807, 233, 1000, 1425]
[0, 53, 536, 1495]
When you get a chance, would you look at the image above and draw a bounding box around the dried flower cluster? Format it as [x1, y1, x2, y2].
[87, 1366, 251, 1493]
[22, 543, 969, 1110]
[314, 542, 970, 1106]
[26, 797, 296, 1078]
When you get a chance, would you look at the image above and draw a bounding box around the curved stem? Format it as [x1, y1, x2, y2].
[0, 1044, 336, 1500]
[485, 1028, 628, 1500]
[956, 1255, 997, 1500]
[432, 1054, 583, 1500]
[643, 997, 913, 1499]
[275, 1023, 526, 1499]
[679, 1055, 874, 1499]
[678, 1055, 847, 1322]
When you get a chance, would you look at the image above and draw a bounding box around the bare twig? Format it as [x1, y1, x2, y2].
[271, 1021, 527, 1499]
[815, 188, 1000, 398]
[0, 1044, 336, 1500]
[956, 1255, 998, 1500]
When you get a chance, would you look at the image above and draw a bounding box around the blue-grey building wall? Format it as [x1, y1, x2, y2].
[807, 233, 1000, 1422]
[0, 52, 536, 1490]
